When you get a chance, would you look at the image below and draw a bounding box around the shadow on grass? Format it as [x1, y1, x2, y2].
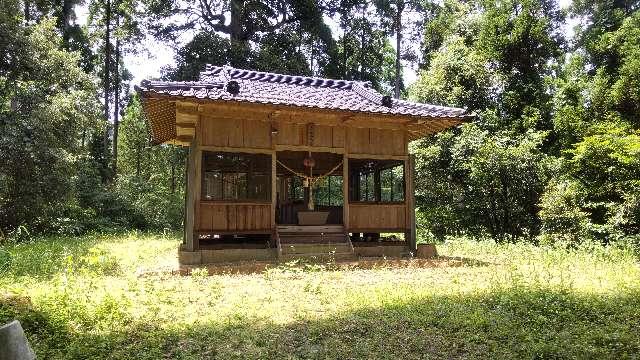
[176, 256, 494, 276]
[2, 287, 638, 360]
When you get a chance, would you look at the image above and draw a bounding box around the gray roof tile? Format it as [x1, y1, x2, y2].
[138, 65, 472, 120]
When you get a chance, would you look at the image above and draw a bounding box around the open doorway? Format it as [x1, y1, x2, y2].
[275, 151, 344, 225]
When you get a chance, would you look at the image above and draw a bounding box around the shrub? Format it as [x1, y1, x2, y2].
[610, 181, 640, 235]
[414, 125, 551, 240]
[539, 178, 591, 243]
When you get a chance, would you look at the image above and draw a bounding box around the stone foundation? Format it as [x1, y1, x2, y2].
[179, 247, 277, 265]
[352, 244, 408, 258]
[416, 244, 438, 258]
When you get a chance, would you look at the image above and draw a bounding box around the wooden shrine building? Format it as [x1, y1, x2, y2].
[137, 65, 471, 265]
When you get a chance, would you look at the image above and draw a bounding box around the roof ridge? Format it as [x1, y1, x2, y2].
[200, 65, 361, 89]
[351, 82, 384, 105]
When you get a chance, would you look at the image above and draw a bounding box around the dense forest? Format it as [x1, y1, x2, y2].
[0, 0, 638, 244]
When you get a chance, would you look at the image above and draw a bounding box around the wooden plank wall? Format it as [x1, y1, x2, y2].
[275, 122, 345, 148]
[198, 203, 271, 232]
[200, 115, 272, 148]
[199, 113, 405, 157]
[348, 204, 407, 230]
[347, 128, 405, 155]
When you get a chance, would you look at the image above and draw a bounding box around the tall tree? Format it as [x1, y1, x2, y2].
[477, 0, 565, 131]
[0, 9, 101, 233]
[409, 0, 566, 239]
[89, 0, 143, 175]
[144, 0, 339, 73]
[571, 0, 640, 76]
[374, 0, 426, 98]
[331, 2, 397, 92]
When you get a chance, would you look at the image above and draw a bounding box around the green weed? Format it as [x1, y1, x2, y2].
[0, 232, 638, 359]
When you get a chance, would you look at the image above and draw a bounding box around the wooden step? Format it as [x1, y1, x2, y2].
[279, 233, 347, 244]
[279, 252, 357, 262]
[277, 225, 344, 233]
[281, 243, 351, 255]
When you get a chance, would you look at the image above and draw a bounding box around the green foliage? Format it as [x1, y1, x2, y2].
[166, 28, 314, 81]
[410, 35, 491, 111]
[414, 0, 564, 131]
[414, 125, 550, 239]
[165, 33, 230, 81]
[465, 130, 550, 238]
[477, 0, 564, 129]
[550, 53, 592, 151]
[254, 30, 314, 76]
[411, 0, 640, 243]
[0, 248, 11, 274]
[563, 123, 640, 239]
[334, 5, 399, 92]
[421, 0, 477, 68]
[571, 0, 640, 75]
[116, 95, 186, 230]
[146, 0, 338, 76]
[0, 13, 102, 234]
[538, 178, 591, 243]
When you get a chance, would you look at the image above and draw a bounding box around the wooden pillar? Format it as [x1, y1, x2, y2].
[271, 152, 277, 229]
[342, 153, 349, 230]
[374, 168, 381, 202]
[405, 154, 417, 252]
[184, 140, 198, 251]
[194, 146, 202, 250]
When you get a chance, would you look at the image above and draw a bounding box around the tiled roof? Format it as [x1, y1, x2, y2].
[137, 65, 472, 120]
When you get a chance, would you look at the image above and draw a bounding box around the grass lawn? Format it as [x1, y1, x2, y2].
[1, 232, 639, 359]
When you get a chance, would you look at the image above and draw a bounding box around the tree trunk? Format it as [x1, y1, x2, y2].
[359, 5, 365, 79]
[394, 0, 404, 99]
[24, 0, 30, 23]
[102, 0, 112, 181]
[229, 0, 245, 67]
[61, 0, 73, 45]
[342, 29, 347, 78]
[104, 0, 111, 123]
[112, 14, 120, 176]
[339, 7, 348, 79]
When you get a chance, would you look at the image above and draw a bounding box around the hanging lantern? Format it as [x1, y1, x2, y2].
[303, 156, 315, 168]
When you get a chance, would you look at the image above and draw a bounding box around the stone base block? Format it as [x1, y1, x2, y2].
[416, 244, 438, 258]
[0, 320, 35, 360]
